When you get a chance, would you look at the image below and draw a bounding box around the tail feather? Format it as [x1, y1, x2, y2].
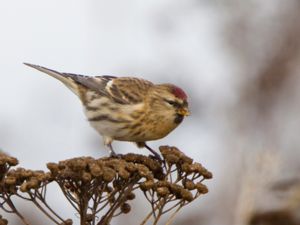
[24, 63, 80, 95]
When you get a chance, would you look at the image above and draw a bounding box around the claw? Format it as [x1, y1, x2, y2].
[144, 144, 162, 161]
[109, 150, 122, 158]
[107, 143, 119, 157]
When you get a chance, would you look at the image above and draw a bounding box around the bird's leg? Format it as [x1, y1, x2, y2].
[144, 144, 162, 161]
[107, 143, 118, 157]
[104, 137, 120, 157]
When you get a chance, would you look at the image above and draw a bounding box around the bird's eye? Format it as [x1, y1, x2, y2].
[165, 100, 180, 107]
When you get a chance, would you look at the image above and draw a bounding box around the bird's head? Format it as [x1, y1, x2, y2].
[148, 84, 190, 124]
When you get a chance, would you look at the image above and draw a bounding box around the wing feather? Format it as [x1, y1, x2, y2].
[24, 63, 153, 104]
[105, 77, 153, 104]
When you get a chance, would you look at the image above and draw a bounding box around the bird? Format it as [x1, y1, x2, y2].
[24, 63, 190, 159]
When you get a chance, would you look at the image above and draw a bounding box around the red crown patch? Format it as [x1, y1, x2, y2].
[172, 86, 187, 100]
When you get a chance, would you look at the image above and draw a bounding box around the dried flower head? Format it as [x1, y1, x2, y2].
[0, 215, 8, 225]
[121, 203, 131, 214]
[0, 146, 211, 225]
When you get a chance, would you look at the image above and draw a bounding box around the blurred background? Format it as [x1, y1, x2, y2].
[1, 0, 300, 224]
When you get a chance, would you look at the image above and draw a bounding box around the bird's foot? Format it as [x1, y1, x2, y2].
[149, 152, 163, 162]
[109, 151, 122, 158]
[144, 144, 163, 162]
[107, 143, 122, 158]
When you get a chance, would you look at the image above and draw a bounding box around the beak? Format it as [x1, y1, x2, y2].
[177, 107, 190, 117]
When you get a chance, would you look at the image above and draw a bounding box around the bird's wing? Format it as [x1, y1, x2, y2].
[24, 63, 153, 104]
[24, 63, 83, 95]
[104, 77, 153, 104]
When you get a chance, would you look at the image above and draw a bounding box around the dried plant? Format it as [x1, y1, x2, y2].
[0, 146, 212, 225]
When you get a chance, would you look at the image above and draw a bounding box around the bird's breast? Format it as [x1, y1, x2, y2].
[131, 113, 181, 141]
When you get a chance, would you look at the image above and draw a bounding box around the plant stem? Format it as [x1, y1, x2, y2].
[4, 195, 31, 225]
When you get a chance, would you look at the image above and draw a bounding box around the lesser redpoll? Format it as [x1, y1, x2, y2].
[24, 63, 190, 159]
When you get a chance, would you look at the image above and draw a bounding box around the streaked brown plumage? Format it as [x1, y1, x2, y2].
[24, 63, 190, 158]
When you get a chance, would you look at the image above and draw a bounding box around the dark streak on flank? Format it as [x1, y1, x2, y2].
[117, 122, 139, 131]
[130, 123, 141, 130]
[85, 101, 111, 111]
[100, 102, 110, 108]
[130, 113, 142, 120]
[85, 102, 109, 111]
[108, 107, 119, 112]
[88, 114, 129, 123]
[85, 106, 99, 111]
[132, 130, 142, 137]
